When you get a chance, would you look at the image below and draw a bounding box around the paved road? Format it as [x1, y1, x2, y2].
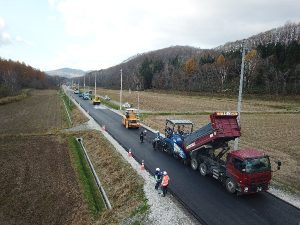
[70, 90, 300, 225]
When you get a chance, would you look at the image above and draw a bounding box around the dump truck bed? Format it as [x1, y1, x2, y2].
[184, 112, 241, 152]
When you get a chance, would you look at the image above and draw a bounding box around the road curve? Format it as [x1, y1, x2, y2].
[70, 91, 300, 225]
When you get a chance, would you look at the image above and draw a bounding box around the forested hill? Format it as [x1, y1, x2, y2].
[86, 22, 300, 95]
[0, 59, 61, 97]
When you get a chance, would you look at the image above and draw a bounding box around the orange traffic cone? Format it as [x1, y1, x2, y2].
[128, 149, 132, 157]
[141, 160, 145, 170]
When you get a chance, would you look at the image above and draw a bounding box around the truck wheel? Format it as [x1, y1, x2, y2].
[199, 163, 207, 176]
[225, 178, 237, 194]
[191, 158, 198, 170]
[153, 142, 157, 150]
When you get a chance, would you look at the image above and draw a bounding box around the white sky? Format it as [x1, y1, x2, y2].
[0, 0, 299, 71]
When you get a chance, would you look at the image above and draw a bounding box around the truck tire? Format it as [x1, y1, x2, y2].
[191, 158, 198, 170]
[153, 141, 157, 150]
[225, 178, 237, 194]
[199, 163, 207, 176]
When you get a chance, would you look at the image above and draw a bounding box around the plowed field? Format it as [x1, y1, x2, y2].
[0, 90, 90, 225]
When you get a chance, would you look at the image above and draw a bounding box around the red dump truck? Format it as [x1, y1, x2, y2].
[152, 112, 281, 194]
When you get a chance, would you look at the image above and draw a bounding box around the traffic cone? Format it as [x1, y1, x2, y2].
[128, 149, 132, 157]
[141, 160, 145, 170]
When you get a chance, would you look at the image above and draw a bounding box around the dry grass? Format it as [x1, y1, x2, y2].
[95, 88, 300, 113]
[72, 107, 89, 126]
[72, 131, 145, 225]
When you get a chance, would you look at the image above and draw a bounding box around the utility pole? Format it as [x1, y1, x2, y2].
[234, 44, 246, 150]
[84, 75, 86, 92]
[136, 83, 140, 112]
[120, 69, 123, 110]
[138, 91, 140, 112]
[94, 73, 97, 96]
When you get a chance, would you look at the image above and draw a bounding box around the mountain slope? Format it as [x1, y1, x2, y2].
[46, 68, 86, 78]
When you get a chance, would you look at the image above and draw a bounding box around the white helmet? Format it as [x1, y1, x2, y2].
[156, 168, 160, 171]
[163, 171, 167, 175]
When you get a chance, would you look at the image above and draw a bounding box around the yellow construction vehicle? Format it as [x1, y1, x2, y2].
[122, 108, 140, 129]
[92, 96, 101, 105]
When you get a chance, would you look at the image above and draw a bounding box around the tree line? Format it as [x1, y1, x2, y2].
[84, 22, 299, 96]
[0, 58, 60, 97]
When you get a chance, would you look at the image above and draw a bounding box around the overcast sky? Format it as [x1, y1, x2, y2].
[0, 0, 299, 71]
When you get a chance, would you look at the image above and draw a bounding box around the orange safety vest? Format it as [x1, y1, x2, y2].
[161, 175, 169, 186]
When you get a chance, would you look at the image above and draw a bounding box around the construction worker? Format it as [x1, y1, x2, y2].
[140, 131, 144, 143]
[154, 168, 162, 190]
[161, 171, 170, 197]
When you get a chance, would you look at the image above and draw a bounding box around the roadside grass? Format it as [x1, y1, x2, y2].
[68, 136, 105, 219]
[76, 131, 148, 225]
[60, 90, 88, 126]
[60, 90, 74, 112]
[60, 91, 73, 127]
[0, 89, 31, 105]
[101, 99, 120, 110]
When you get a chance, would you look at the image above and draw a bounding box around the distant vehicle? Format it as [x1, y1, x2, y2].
[78, 91, 83, 97]
[104, 95, 111, 101]
[83, 92, 90, 100]
[122, 108, 140, 129]
[122, 102, 131, 108]
[74, 89, 79, 94]
[92, 96, 101, 105]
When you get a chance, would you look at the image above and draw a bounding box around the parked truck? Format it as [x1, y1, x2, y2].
[122, 108, 140, 129]
[152, 112, 281, 194]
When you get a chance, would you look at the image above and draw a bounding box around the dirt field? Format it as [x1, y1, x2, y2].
[0, 90, 66, 135]
[0, 135, 90, 225]
[0, 90, 90, 225]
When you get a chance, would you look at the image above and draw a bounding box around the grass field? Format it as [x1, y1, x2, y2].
[95, 87, 300, 113]
[95, 87, 300, 195]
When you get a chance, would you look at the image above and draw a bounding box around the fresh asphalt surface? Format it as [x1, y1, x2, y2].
[70, 91, 300, 225]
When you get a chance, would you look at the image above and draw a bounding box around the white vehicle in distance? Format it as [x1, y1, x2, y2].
[122, 102, 131, 108]
[104, 95, 111, 101]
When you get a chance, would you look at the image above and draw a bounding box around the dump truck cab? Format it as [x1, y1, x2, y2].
[225, 149, 272, 194]
[122, 108, 140, 129]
